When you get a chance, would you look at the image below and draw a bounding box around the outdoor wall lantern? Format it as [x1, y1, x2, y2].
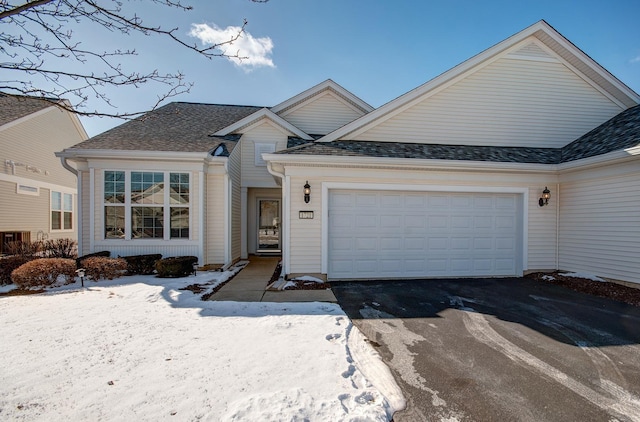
[539, 187, 551, 207]
[304, 181, 311, 204]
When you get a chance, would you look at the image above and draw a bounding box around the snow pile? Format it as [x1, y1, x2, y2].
[0, 273, 402, 421]
[558, 272, 606, 282]
[292, 275, 325, 284]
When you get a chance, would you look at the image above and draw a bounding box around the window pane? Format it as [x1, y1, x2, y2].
[170, 207, 189, 238]
[52, 191, 61, 211]
[131, 206, 164, 238]
[131, 172, 164, 205]
[63, 212, 73, 230]
[52, 211, 61, 230]
[63, 193, 73, 211]
[104, 171, 125, 203]
[105, 207, 125, 238]
[169, 173, 189, 204]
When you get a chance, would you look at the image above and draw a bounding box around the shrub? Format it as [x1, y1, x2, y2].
[0, 256, 34, 285]
[121, 254, 162, 275]
[155, 256, 198, 278]
[82, 257, 127, 281]
[11, 258, 76, 289]
[5, 240, 42, 257]
[77, 251, 111, 268]
[43, 238, 77, 259]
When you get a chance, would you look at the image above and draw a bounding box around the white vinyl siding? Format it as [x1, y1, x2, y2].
[228, 147, 242, 262]
[559, 163, 640, 284]
[285, 170, 557, 277]
[1, 107, 81, 188]
[353, 57, 623, 148]
[206, 171, 226, 265]
[240, 122, 288, 187]
[279, 91, 365, 135]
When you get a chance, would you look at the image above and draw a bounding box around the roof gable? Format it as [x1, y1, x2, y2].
[318, 20, 640, 145]
[271, 79, 373, 116]
[213, 108, 313, 140]
[0, 93, 55, 128]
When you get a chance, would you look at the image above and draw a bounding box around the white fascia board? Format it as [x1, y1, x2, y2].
[212, 108, 313, 140]
[538, 23, 640, 105]
[557, 148, 640, 172]
[56, 149, 212, 162]
[262, 153, 557, 173]
[271, 79, 374, 114]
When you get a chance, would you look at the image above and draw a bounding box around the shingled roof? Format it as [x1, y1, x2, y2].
[0, 93, 54, 127]
[280, 105, 640, 165]
[560, 104, 640, 162]
[69, 102, 262, 154]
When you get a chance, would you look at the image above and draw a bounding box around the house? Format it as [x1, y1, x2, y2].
[1, 94, 88, 254]
[57, 21, 640, 285]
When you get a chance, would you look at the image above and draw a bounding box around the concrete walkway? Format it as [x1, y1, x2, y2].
[210, 256, 337, 303]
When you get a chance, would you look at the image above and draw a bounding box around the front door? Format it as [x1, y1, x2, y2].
[257, 199, 281, 253]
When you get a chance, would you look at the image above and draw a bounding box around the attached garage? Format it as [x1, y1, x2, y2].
[327, 189, 523, 280]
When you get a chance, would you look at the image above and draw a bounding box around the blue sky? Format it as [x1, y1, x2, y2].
[71, 0, 640, 136]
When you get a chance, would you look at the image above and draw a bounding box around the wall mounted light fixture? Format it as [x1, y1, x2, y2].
[304, 181, 311, 204]
[539, 187, 550, 207]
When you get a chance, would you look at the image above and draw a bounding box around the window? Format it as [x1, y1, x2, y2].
[51, 191, 73, 230]
[103, 171, 190, 240]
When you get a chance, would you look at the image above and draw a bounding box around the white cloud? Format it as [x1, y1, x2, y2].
[631, 55, 640, 63]
[189, 23, 275, 70]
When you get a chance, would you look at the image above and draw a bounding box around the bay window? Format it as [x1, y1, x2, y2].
[104, 170, 190, 240]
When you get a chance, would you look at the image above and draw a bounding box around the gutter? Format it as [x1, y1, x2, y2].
[58, 156, 78, 176]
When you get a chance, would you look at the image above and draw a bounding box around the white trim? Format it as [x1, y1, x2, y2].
[224, 169, 231, 265]
[321, 182, 529, 276]
[58, 149, 212, 161]
[241, 187, 248, 259]
[213, 108, 313, 140]
[277, 89, 370, 119]
[198, 170, 204, 266]
[263, 153, 557, 173]
[77, 171, 83, 256]
[16, 183, 39, 196]
[317, 20, 640, 143]
[271, 79, 373, 114]
[89, 168, 95, 253]
[0, 172, 75, 194]
[283, 175, 291, 275]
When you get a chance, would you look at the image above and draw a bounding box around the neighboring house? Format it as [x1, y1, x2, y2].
[57, 21, 640, 285]
[1, 94, 88, 254]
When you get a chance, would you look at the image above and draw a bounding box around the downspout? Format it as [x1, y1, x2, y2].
[59, 155, 81, 254]
[555, 182, 560, 271]
[58, 156, 78, 176]
[267, 161, 288, 276]
[223, 160, 232, 269]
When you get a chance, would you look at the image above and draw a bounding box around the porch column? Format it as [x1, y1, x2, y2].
[241, 187, 248, 259]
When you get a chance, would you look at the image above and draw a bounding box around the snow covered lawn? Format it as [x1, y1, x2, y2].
[0, 272, 403, 421]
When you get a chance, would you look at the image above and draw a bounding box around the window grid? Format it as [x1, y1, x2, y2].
[103, 170, 190, 240]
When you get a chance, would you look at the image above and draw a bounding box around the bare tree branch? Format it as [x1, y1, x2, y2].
[0, 0, 268, 119]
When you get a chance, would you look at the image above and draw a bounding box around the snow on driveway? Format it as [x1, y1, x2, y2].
[0, 273, 403, 421]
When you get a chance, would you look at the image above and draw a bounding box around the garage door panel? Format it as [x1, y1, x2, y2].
[328, 190, 521, 279]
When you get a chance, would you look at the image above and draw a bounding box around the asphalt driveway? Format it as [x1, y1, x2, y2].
[332, 278, 640, 422]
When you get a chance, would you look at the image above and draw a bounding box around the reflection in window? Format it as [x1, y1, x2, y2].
[103, 171, 190, 240]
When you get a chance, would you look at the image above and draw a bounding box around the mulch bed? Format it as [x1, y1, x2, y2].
[526, 272, 640, 307]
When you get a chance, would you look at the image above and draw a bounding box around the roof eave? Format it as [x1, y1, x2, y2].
[263, 153, 558, 173]
[56, 148, 216, 162]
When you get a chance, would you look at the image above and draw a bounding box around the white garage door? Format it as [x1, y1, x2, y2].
[328, 190, 521, 279]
